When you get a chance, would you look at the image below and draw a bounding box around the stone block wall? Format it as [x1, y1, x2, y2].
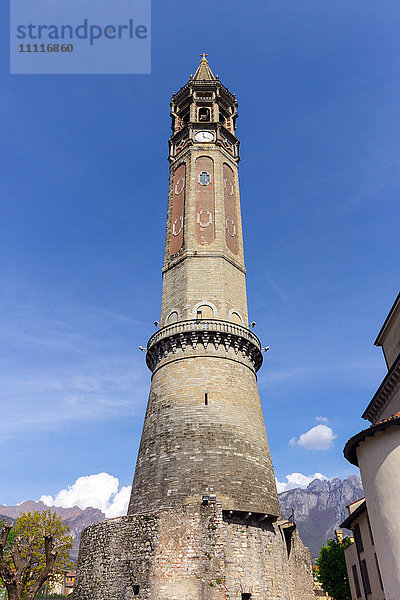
[72, 505, 314, 600]
[72, 514, 158, 600]
[128, 356, 279, 517]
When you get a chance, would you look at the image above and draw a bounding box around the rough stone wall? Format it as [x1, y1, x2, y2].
[128, 356, 280, 517]
[222, 513, 314, 600]
[72, 505, 314, 600]
[72, 514, 158, 600]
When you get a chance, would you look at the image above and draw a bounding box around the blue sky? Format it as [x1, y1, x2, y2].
[1, 0, 399, 510]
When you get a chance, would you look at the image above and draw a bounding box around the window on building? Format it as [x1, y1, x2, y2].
[241, 595, 251, 600]
[367, 516, 374, 545]
[204, 393, 208, 406]
[198, 107, 210, 121]
[360, 559, 371, 595]
[199, 171, 210, 186]
[374, 553, 384, 591]
[196, 305, 213, 319]
[219, 107, 229, 125]
[133, 584, 140, 595]
[353, 522, 364, 553]
[351, 565, 362, 598]
[231, 311, 242, 325]
[167, 311, 178, 324]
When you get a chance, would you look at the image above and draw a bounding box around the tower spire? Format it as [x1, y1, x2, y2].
[192, 52, 216, 81]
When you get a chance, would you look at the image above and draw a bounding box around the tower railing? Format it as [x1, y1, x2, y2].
[147, 318, 261, 350]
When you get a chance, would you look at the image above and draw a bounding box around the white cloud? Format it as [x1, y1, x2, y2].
[290, 424, 337, 450]
[105, 486, 131, 518]
[40, 473, 130, 518]
[276, 472, 328, 493]
[315, 416, 329, 423]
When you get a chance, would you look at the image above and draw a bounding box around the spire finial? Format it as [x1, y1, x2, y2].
[192, 54, 216, 81]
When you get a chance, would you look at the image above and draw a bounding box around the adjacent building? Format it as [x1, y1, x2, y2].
[46, 571, 76, 597]
[343, 292, 400, 600]
[341, 500, 384, 600]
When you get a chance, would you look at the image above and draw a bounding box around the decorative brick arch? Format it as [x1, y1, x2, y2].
[167, 310, 180, 324]
[194, 156, 215, 246]
[223, 163, 238, 255]
[229, 309, 244, 325]
[170, 162, 186, 255]
[192, 301, 218, 319]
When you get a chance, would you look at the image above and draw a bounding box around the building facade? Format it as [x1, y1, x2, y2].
[343, 292, 400, 600]
[341, 500, 384, 600]
[44, 571, 76, 597]
[72, 56, 314, 600]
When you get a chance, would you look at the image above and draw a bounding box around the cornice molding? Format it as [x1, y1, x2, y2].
[362, 352, 400, 423]
[162, 251, 246, 275]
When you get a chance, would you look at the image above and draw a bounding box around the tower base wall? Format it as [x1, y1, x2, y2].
[72, 505, 314, 600]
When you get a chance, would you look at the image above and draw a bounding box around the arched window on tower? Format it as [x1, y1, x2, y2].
[230, 311, 243, 325]
[198, 107, 210, 122]
[219, 107, 228, 125]
[167, 311, 178, 324]
[196, 304, 214, 319]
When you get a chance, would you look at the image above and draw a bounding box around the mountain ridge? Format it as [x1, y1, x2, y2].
[278, 474, 364, 560]
[1, 475, 363, 562]
[0, 501, 105, 561]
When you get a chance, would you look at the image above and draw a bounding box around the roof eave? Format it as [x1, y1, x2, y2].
[374, 291, 400, 347]
[340, 499, 367, 529]
[344, 416, 400, 466]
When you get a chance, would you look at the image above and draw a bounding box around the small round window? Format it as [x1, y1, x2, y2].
[199, 171, 210, 186]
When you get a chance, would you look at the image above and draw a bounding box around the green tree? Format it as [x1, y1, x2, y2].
[316, 537, 352, 600]
[0, 511, 73, 600]
[0, 521, 15, 598]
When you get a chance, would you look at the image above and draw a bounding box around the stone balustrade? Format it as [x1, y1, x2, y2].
[146, 319, 263, 372]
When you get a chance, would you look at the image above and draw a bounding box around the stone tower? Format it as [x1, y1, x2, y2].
[128, 53, 279, 519]
[73, 56, 315, 600]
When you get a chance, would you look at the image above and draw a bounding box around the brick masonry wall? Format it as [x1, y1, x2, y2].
[161, 147, 248, 326]
[72, 505, 315, 600]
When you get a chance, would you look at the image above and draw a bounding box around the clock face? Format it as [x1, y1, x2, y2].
[194, 130, 214, 143]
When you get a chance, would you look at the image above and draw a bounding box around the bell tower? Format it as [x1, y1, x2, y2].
[162, 53, 245, 326]
[128, 55, 280, 518]
[73, 56, 315, 600]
